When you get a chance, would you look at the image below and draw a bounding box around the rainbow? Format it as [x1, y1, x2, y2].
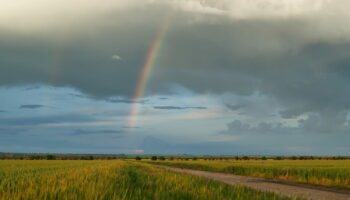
[127, 16, 171, 129]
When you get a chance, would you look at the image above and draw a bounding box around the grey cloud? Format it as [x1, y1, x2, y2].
[0, 138, 116, 152]
[221, 120, 288, 135]
[279, 108, 307, 119]
[153, 106, 207, 110]
[298, 110, 350, 134]
[225, 104, 245, 111]
[1, 0, 350, 137]
[108, 98, 147, 104]
[139, 135, 346, 155]
[72, 129, 124, 135]
[0, 114, 96, 126]
[159, 97, 169, 100]
[0, 110, 5, 112]
[223, 109, 350, 136]
[69, 93, 87, 98]
[0, 127, 26, 135]
[19, 105, 44, 109]
[24, 86, 41, 90]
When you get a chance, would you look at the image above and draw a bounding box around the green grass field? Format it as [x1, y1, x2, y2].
[150, 159, 350, 189]
[0, 160, 294, 200]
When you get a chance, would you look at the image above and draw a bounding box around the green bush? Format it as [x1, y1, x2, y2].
[151, 156, 157, 161]
[135, 156, 142, 160]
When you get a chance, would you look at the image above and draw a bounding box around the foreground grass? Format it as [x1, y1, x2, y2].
[0, 160, 293, 200]
[150, 159, 350, 189]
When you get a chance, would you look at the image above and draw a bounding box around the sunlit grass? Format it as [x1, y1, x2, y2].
[150, 159, 350, 189]
[0, 160, 294, 200]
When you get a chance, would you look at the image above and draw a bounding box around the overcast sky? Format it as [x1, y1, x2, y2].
[1, 0, 350, 155]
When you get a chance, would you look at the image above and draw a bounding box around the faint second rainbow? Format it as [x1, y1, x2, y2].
[127, 15, 171, 129]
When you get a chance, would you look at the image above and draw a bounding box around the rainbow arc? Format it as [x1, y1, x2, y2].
[127, 15, 172, 130]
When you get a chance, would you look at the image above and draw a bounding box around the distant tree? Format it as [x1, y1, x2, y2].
[261, 156, 267, 160]
[192, 157, 197, 161]
[46, 155, 56, 160]
[275, 156, 283, 160]
[135, 156, 142, 161]
[242, 156, 249, 160]
[158, 156, 165, 160]
[30, 155, 42, 160]
[80, 155, 94, 160]
[151, 156, 157, 161]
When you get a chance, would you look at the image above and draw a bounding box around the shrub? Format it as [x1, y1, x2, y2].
[46, 155, 56, 160]
[135, 156, 142, 161]
[151, 156, 157, 161]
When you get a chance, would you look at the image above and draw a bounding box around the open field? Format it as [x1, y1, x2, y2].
[150, 159, 350, 190]
[159, 165, 350, 200]
[0, 160, 293, 200]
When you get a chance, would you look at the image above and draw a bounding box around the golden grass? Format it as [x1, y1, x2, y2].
[0, 160, 294, 200]
[150, 159, 350, 189]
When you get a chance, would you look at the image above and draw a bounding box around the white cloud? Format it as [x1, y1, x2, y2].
[0, 0, 136, 33]
[133, 149, 144, 153]
[167, 0, 331, 18]
[169, 0, 225, 15]
[225, 0, 330, 19]
[112, 54, 122, 60]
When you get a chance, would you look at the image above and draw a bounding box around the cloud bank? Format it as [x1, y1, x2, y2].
[1, 0, 350, 154]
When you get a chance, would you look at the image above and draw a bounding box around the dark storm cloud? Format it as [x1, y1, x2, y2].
[153, 106, 207, 110]
[0, 110, 5, 113]
[1, 0, 350, 136]
[19, 105, 44, 109]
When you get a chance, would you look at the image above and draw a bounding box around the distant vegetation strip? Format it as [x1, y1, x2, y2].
[0, 160, 294, 200]
[0, 153, 349, 160]
[149, 160, 350, 190]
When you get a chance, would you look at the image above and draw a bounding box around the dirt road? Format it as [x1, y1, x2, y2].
[157, 165, 350, 200]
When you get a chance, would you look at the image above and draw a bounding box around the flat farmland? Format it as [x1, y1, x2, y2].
[0, 160, 292, 200]
[151, 159, 350, 189]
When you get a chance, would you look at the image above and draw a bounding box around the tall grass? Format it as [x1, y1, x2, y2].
[150, 160, 350, 189]
[0, 160, 293, 200]
[116, 162, 294, 200]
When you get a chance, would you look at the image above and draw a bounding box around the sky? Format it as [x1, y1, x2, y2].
[1, 0, 350, 155]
